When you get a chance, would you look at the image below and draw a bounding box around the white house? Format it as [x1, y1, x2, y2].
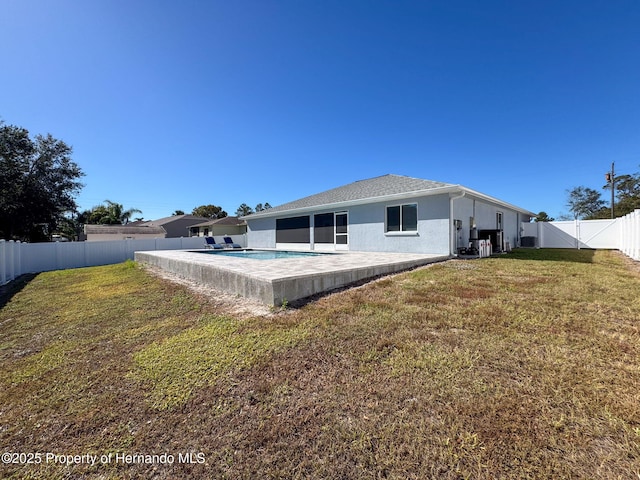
[243, 174, 534, 255]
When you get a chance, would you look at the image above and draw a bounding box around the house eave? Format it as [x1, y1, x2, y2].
[243, 184, 535, 221]
[459, 187, 536, 217]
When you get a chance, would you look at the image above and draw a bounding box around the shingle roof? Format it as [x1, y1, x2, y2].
[144, 215, 210, 226]
[247, 174, 456, 218]
[84, 225, 167, 235]
[189, 216, 246, 228]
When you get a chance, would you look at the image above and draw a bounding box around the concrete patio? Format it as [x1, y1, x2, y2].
[134, 249, 449, 306]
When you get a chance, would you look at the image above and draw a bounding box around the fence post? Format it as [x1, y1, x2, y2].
[633, 209, 640, 260]
[55, 240, 61, 271]
[0, 240, 5, 285]
[537, 221, 543, 248]
[17, 241, 22, 279]
[7, 241, 15, 282]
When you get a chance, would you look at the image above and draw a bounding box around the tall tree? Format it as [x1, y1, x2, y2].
[0, 121, 84, 241]
[255, 202, 272, 212]
[236, 203, 254, 217]
[566, 186, 606, 220]
[192, 204, 227, 218]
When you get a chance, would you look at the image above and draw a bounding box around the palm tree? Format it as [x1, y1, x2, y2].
[103, 200, 142, 224]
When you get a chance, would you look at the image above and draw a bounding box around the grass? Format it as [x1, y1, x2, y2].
[0, 249, 638, 479]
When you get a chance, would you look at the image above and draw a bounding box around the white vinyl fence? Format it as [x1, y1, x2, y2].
[521, 209, 640, 261]
[619, 209, 640, 261]
[0, 235, 247, 285]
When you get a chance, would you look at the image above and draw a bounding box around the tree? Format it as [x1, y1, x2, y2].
[172, 210, 185, 216]
[566, 186, 606, 220]
[604, 172, 640, 216]
[236, 203, 254, 217]
[192, 204, 227, 219]
[0, 121, 84, 241]
[84, 200, 142, 224]
[534, 211, 555, 222]
[255, 202, 272, 212]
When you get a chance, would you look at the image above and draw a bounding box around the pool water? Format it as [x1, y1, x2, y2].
[200, 249, 329, 260]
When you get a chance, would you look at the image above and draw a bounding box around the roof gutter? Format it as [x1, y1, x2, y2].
[449, 190, 466, 256]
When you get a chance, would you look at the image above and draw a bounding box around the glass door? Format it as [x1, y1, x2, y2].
[335, 212, 348, 250]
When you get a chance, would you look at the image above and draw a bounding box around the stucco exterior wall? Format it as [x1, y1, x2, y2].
[247, 217, 277, 248]
[347, 194, 450, 254]
[246, 194, 452, 255]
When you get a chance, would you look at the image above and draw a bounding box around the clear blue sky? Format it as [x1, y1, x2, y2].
[2, 0, 639, 220]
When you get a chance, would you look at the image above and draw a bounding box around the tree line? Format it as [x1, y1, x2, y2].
[177, 202, 272, 219]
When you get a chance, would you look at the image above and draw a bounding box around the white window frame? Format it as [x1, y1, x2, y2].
[385, 203, 419, 236]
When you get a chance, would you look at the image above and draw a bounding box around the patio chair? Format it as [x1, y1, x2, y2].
[223, 236, 242, 249]
[204, 237, 224, 249]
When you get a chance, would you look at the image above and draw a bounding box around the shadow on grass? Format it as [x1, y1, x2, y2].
[0, 273, 38, 310]
[506, 248, 596, 263]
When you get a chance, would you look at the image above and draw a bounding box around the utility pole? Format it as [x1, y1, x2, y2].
[605, 162, 615, 219]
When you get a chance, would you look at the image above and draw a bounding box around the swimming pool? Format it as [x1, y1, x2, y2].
[198, 249, 329, 260]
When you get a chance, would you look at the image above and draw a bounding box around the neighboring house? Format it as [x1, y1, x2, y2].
[142, 215, 210, 238]
[243, 174, 534, 255]
[188, 216, 247, 238]
[84, 224, 167, 242]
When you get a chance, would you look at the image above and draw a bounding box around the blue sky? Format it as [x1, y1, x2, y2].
[2, 0, 639, 220]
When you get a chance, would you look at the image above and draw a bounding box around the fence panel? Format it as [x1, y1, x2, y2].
[520, 210, 639, 261]
[0, 236, 222, 284]
[619, 209, 640, 260]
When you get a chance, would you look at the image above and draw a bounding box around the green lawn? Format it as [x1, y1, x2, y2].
[0, 250, 638, 479]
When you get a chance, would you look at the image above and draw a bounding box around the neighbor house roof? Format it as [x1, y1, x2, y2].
[189, 216, 246, 228]
[143, 215, 210, 226]
[244, 174, 535, 219]
[84, 225, 167, 236]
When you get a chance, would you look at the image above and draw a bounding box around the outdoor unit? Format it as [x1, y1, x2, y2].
[479, 229, 503, 253]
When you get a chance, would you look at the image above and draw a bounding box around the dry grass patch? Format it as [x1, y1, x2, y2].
[0, 249, 639, 479]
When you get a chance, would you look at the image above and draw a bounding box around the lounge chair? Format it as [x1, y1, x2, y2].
[204, 237, 224, 249]
[223, 236, 242, 249]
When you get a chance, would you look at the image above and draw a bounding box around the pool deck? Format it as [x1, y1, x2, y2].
[135, 249, 450, 306]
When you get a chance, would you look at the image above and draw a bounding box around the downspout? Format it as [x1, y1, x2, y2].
[449, 190, 466, 256]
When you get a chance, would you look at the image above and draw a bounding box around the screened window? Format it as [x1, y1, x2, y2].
[276, 216, 310, 243]
[386, 204, 417, 232]
[314, 213, 334, 244]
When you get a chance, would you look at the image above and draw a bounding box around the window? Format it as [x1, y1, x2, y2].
[276, 216, 310, 243]
[386, 204, 417, 232]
